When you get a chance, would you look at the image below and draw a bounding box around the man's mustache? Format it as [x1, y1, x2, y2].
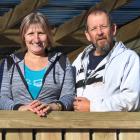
[96, 37, 106, 41]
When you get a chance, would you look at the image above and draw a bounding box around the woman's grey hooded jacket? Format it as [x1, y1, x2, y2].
[0, 50, 75, 110]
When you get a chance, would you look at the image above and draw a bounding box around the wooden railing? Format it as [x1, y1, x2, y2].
[0, 111, 140, 140]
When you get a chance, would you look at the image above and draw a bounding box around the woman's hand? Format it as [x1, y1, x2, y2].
[18, 100, 51, 117]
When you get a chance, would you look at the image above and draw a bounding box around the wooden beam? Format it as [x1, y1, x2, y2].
[0, 0, 49, 33]
[116, 18, 140, 43]
[1, 111, 140, 128]
[0, 46, 20, 59]
[125, 38, 140, 55]
[2, 29, 21, 44]
[126, 37, 140, 49]
[68, 46, 85, 63]
[71, 29, 89, 45]
[54, 0, 132, 42]
[0, 34, 19, 46]
[134, 46, 140, 55]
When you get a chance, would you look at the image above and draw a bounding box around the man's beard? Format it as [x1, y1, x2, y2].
[94, 43, 111, 55]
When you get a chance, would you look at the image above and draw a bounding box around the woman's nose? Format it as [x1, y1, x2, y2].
[34, 34, 40, 42]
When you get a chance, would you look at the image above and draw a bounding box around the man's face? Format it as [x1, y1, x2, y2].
[85, 12, 116, 55]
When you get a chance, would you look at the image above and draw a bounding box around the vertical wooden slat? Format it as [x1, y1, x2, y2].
[93, 130, 117, 140]
[5, 129, 32, 140]
[0, 131, 2, 140]
[65, 129, 89, 140]
[119, 130, 140, 140]
[36, 129, 62, 140]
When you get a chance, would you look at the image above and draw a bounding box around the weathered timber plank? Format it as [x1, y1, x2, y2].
[119, 130, 140, 140]
[117, 18, 140, 43]
[93, 130, 117, 140]
[0, 111, 140, 129]
[5, 130, 32, 140]
[36, 129, 61, 140]
[65, 130, 89, 140]
[0, 131, 2, 140]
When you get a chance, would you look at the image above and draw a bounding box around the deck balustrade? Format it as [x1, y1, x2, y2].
[0, 111, 140, 140]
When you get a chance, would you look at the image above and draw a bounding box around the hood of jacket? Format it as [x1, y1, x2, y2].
[73, 41, 129, 79]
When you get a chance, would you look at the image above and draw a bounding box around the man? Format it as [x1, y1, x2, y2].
[72, 7, 140, 112]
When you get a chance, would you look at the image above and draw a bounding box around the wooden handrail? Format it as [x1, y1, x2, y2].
[0, 111, 140, 140]
[0, 111, 140, 129]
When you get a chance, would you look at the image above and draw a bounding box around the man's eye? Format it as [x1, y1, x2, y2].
[101, 25, 108, 29]
[90, 27, 97, 31]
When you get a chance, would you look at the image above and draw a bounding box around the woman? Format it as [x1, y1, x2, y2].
[0, 12, 75, 116]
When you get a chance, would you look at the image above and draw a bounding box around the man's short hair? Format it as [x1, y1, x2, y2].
[84, 7, 113, 31]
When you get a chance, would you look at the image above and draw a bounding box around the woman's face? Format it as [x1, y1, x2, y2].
[24, 23, 48, 56]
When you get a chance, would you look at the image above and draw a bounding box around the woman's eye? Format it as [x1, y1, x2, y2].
[27, 32, 33, 35]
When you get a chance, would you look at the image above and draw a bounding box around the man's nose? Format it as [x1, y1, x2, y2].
[97, 27, 103, 35]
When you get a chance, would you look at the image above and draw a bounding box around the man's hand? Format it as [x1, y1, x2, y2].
[73, 97, 90, 112]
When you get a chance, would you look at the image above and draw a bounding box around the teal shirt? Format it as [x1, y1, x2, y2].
[24, 65, 46, 99]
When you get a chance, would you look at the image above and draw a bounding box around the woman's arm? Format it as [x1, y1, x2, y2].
[58, 57, 76, 111]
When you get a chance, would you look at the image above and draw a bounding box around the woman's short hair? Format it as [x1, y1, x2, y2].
[20, 12, 53, 47]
